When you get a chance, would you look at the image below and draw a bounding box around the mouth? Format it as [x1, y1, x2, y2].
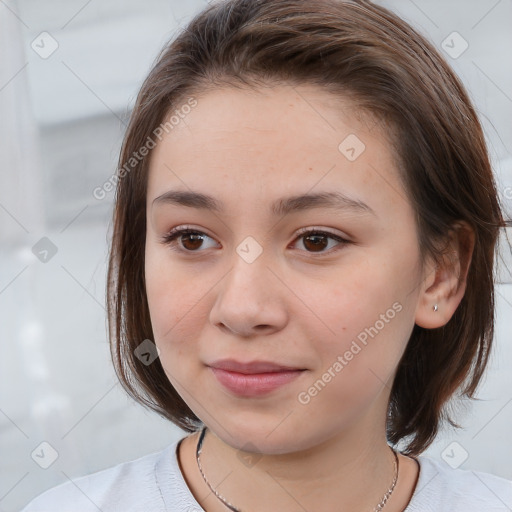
[207, 359, 306, 397]
[208, 359, 305, 374]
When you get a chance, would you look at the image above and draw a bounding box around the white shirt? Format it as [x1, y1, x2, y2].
[22, 436, 512, 511]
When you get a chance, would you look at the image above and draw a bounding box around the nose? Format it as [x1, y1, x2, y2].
[209, 251, 288, 338]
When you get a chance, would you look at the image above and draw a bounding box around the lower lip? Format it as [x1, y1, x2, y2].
[210, 367, 304, 397]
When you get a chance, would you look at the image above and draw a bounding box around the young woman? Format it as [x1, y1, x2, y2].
[23, 0, 511, 510]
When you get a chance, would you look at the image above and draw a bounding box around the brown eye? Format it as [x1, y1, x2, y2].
[160, 228, 219, 252]
[180, 232, 206, 251]
[302, 233, 329, 252]
[293, 230, 348, 254]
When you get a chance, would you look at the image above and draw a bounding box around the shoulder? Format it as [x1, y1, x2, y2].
[406, 455, 512, 511]
[21, 441, 181, 512]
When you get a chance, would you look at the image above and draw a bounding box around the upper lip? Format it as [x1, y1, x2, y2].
[208, 359, 304, 374]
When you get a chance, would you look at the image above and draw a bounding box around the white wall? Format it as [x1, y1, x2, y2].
[0, 1, 511, 510]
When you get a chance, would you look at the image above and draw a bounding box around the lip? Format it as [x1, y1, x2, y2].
[208, 359, 303, 374]
[208, 359, 306, 397]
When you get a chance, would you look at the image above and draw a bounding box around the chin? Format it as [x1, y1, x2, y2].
[204, 415, 323, 455]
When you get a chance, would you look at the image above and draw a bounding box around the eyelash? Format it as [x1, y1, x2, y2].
[159, 226, 350, 256]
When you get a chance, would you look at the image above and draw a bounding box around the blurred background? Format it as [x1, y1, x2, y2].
[0, 0, 511, 510]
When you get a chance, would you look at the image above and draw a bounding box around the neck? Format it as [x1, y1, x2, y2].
[191, 414, 400, 511]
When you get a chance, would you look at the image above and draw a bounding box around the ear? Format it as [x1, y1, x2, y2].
[415, 221, 475, 329]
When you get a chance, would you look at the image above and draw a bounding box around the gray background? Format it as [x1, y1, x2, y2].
[0, 1, 511, 511]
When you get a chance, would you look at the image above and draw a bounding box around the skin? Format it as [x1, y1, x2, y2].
[144, 84, 474, 511]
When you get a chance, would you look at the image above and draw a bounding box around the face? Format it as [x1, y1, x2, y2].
[145, 84, 427, 454]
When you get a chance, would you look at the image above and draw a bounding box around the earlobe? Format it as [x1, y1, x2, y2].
[414, 221, 475, 330]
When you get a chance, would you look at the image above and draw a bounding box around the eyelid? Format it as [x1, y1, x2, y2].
[159, 225, 219, 247]
[293, 226, 349, 239]
[289, 227, 350, 255]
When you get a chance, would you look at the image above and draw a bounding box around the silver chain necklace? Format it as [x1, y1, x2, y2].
[195, 426, 399, 512]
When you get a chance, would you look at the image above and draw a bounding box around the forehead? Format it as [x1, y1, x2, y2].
[146, 84, 408, 219]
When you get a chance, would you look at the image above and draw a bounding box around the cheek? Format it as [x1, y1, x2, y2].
[308, 259, 395, 338]
[297, 299, 410, 428]
[143, 253, 224, 426]
[304, 257, 413, 382]
[145, 248, 188, 340]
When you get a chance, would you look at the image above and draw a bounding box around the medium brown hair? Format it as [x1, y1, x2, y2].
[106, 0, 507, 455]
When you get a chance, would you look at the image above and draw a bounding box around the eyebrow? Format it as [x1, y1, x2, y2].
[152, 190, 376, 217]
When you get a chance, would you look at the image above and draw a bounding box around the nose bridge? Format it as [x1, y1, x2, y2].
[209, 239, 287, 335]
[224, 240, 272, 305]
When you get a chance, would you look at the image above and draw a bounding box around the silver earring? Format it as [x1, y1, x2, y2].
[433, 303, 438, 312]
